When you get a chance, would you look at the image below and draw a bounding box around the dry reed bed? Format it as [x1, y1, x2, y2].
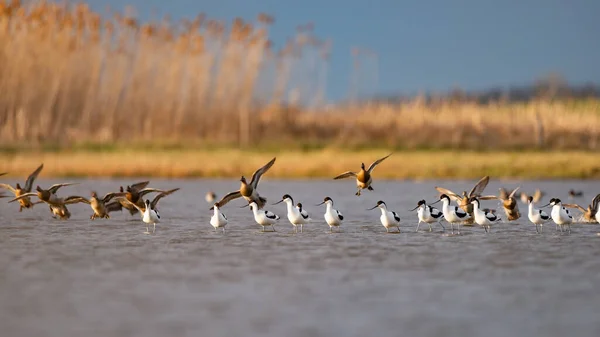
[0, 1, 599, 150]
[1, 150, 600, 179]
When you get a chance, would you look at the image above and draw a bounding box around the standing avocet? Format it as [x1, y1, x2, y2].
[316, 197, 344, 232]
[471, 199, 500, 233]
[119, 188, 180, 234]
[210, 203, 228, 233]
[431, 194, 471, 234]
[527, 196, 549, 233]
[542, 198, 573, 233]
[248, 201, 279, 232]
[367, 200, 401, 233]
[273, 194, 311, 233]
[411, 199, 445, 232]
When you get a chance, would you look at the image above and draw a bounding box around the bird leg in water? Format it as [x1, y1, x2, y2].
[416, 221, 421, 232]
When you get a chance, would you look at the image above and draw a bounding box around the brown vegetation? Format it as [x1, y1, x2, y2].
[0, 1, 599, 151]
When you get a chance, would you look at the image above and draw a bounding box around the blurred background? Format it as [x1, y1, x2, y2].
[0, 0, 599, 178]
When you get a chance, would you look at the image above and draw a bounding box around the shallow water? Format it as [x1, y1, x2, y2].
[1, 178, 600, 337]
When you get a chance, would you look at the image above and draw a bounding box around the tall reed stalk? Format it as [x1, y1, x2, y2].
[0, 1, 599, 150]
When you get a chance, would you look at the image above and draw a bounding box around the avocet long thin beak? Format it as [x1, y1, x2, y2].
[240, 203, 250, 209]
[315, 201, 325, 206]
[367, 205, 378, 210]
[539, 203, 550, 208]
[430, 199, 441, 205]
[272, 200, 284, 205]
[409, 205, 420, 211]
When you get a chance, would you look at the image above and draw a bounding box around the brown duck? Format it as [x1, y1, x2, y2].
[70, 191, 128, 219]
[0, 163, 44, 211]
[561, 193, 600, 223]
[435, 175, 493, 224]
[334, 153, 392, 196]
[213, 157, 277, 210]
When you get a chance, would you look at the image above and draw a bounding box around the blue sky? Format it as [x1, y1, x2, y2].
[88, 0, 600, 102]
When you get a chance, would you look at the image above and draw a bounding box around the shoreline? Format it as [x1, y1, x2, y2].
[1, 149, 599, 180]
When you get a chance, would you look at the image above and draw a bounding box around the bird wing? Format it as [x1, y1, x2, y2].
[102, 192, 127, 203]
[333, 171, 357, 180]
[485, 211, 498, 221]
[265, 210, 278, 219]
[63, 196, 90, 205]
[336, 210, 344, 220]
[479, 195, 499, 201]
[105, 201, 123, 213]
[138, 188, 167, 198]
[392, 211, 400, 222]
[591, 194, 600, 214]
[468, 176, 490, 198]
[8, 192, 38, 203]
[249, 157, 277, 188]
[455, 206, 468, 217]
[299, 208, 310, 219]
[508, 186, 521, 199]
[48, 183, 79, 194]
[150, 188, 180, 209]
[214, 190, 242, 208]
[24, 163, 44, 192]
[533, 189, 544, 203]
[367, 153, 393, 173]
[129, 181, 150, 192]
[117, 197, 145, 213]
[562, 203, 586, 213]
[498, 188, 509, 201]
[0, 183, 16, 194]
[434, 187, 463, 202]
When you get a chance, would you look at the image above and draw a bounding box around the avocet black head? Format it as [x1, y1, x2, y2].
[550, 198, 561, 205]
[316, 196, 333, 206]
[527, 196, 533, 203]
[410, 199, 427, 211]
[367, 200, 386, 210]
[273, 194, 293, 205]
[145, 199, 151, 207]
[470, 198, 480, 206]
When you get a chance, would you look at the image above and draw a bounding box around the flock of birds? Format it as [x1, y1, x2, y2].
[1, 156, 598, 235]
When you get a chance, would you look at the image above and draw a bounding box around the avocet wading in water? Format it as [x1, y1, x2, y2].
[410, 199, 445, 232]
[272, 194, 311, 233]
[248, 201, 279, 232]
[316, 197, 343, 232]
[527, 196, 550, 234]
[541, 198, 573, 233]
[559, 193, 600, 223]
[210, 203, 228, 233]
[367, 200, 401, 233]
[119, 188, 180, 234]
[333, 153, 392, 196]
[471, 199, 500, 233]
[431, 194, 471, 234]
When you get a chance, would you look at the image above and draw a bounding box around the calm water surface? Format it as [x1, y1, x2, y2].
[1, 178, 600, 337]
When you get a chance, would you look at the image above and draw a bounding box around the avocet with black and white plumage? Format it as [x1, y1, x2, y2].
[210, 203, 228, 233]
[272, 194, 311, 233]
[527, 196, 549, 234]
[410, 199, 445, 232]
[316, 196, 343, 232]
[432, 194, 471, 234]
[542, 198, 573, 233]
[248, 201, 279, 232]
[471, 198, 500, 233]
[367, 200, 400, 233]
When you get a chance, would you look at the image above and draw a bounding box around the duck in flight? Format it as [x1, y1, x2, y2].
[0, 163, 44, 212]
[333, 153, 392, 196]
[212, 157, 277, 210]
